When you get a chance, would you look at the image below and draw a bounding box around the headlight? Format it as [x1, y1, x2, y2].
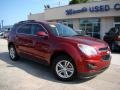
[78, 44, 97, 56]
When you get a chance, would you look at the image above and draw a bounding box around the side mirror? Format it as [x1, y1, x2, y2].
[37, 31, 48, 37]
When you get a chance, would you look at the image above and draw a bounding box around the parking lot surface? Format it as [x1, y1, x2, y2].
[0, 39, 120, 90]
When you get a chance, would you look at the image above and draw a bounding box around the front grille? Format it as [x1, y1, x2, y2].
[102, 54, 110, 60]
[99, 47, 108, 51]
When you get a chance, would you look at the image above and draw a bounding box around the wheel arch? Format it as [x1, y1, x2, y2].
[8, 42, 14, 49]
[50, 51, 76, 68]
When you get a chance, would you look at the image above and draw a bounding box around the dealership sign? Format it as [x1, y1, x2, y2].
[66, 3, 120, 15]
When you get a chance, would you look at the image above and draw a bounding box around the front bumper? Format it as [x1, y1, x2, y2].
[78, 66, 109, 78]
[76, 50, 111, 78]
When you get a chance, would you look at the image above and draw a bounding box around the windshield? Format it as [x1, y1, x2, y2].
[49, 23, 78, 37]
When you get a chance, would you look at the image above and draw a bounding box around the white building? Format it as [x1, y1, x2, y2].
[28, 0, 120, 39]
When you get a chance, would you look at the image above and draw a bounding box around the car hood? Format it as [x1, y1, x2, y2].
[64, 36, 108, 48]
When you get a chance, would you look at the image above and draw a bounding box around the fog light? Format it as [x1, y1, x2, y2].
[87, 63, 97, 70]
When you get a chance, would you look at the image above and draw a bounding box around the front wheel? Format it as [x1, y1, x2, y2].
[9, 45, 19, 61]
[52, 55, 77, 81]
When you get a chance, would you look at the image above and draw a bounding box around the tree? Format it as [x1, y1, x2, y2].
[69, 0, 89, 5]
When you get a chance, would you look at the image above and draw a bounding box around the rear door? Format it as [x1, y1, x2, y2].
[15, 24, 33, 56]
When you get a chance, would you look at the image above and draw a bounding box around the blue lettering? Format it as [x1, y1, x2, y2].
[89, 5, 110, 12]
[75, 10, 81, 13]
[114, 3, 120, 10]
[94, 6, 100, 12]
[100, 5, 104, 11]
[82, 7, 87, 12]
[105, 5, 110, 11]
[65, 3, 120, 15]
[66, 9, 73, 15]
[66, 7, 87, 15]
[89, 7, 94, 12]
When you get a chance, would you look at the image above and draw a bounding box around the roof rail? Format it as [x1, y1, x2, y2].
[18, 20, 36, 24]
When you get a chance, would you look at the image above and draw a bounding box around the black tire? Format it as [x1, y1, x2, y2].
[9, 45, 19, 61]
[52, 55, 77, 81]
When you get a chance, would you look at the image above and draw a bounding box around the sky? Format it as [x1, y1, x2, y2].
[0, 0, 70, 26]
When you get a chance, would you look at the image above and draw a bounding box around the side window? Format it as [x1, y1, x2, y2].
[17, 24, 32, 34]
[32, 24, 46, 35]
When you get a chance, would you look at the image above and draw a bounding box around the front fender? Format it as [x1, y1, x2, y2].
[52, 43, 83, 72]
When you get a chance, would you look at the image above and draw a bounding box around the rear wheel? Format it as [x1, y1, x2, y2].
[9, 45, 19, 61]
[52, 55, 77, 81]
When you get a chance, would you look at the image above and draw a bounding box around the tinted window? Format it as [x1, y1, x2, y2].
[32, 24, 45, 35]
[17, 24, 32, 34]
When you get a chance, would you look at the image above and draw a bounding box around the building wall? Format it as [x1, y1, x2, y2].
[100, 17, 114, 39]
[73, 19, 79, 30]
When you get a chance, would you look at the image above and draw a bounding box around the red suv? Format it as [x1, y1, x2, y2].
[8, 20, 111, 81]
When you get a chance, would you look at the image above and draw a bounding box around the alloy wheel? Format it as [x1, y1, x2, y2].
[9, 47, 15, 59]
[55, 60, 74, 79]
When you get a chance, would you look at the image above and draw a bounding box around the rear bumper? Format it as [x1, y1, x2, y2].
[78, 66, 109, 78]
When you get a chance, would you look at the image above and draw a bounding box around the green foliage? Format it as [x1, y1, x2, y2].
[69, 0, 89, 5]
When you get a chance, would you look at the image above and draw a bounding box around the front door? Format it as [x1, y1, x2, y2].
[31, 24, 51, 61]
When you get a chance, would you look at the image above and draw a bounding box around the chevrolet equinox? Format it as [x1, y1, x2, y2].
[8, 20, 111, 81]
